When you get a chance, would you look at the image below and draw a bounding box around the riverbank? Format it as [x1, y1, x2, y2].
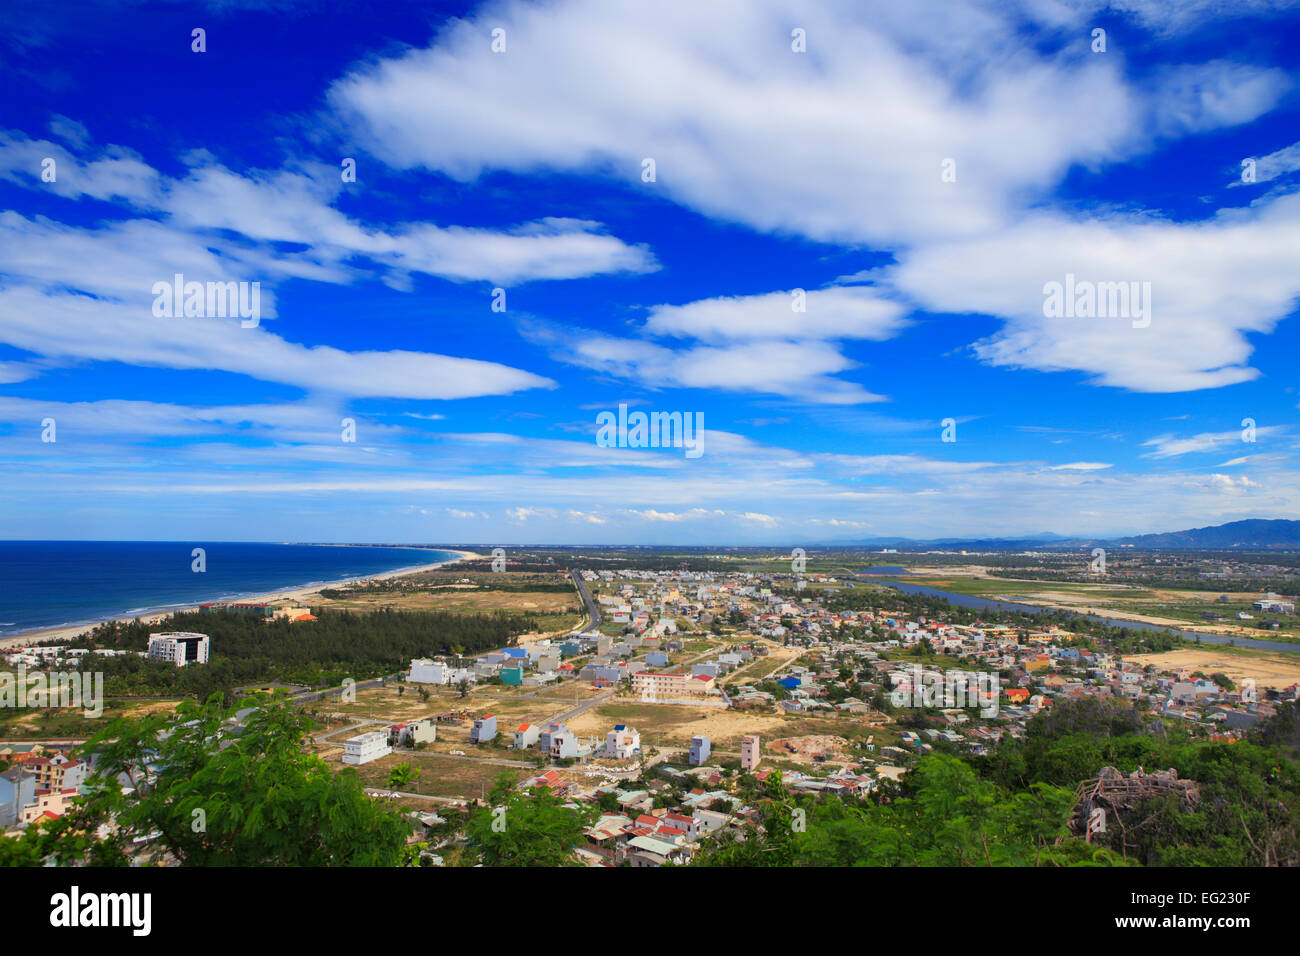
[863, 576, 1300, 655]
[875, 568, 1300, 645]
[0, 548, 482, 649]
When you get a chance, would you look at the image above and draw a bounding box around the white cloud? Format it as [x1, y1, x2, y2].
[1148, 61, 1289, 137]
[0, 286, 554, 400]
[1143, 426, 1282, 459]
[163, 163, 657, 283]
[0, 131, 162, 205]
[891, 193, 1300, 392]
[327, 0, 1146, 248]
[644, 286, 905, 342]
[1236, 137, 1300, 185]
[525, 321, 888, 404]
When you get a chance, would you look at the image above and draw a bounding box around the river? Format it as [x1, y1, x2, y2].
[857, 572, 1300, 655]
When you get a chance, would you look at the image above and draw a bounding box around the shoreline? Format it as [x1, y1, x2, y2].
[0, 549, 482, 649]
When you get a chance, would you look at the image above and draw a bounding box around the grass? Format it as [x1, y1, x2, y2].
[345, 750, 529, 799]
[0, 699, 180, 739]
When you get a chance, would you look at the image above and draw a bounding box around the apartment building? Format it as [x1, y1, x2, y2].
[146, 632, 210, 667]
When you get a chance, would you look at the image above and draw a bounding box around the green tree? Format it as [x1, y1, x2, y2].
[464, 773, 595, 866]
[0, 693, 411, 867]
[388, 762, 420, 792]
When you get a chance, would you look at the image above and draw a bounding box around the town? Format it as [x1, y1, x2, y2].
[6, 558, 1296, 866]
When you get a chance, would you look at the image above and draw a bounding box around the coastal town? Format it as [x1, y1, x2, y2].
[6, 558, 1297, 866]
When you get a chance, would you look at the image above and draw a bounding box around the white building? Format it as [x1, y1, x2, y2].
[605, 724, 640, 759]
[146, 632, 210, 667]
[408, 659, 476, 685]
[740, 734, 761, 771]
[341, 731, 391, 766]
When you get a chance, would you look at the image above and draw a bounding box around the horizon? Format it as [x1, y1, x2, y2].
[2, 513, 1298, 548]
[3, 2, 1300, 543]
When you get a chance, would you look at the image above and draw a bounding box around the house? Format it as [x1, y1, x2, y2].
[514, 723, 540, 749]
[470, 714, 498, 744]
[409, 659, 475, 685]
[625, 834, 687, 867]
[537, 723, 566, 755]
[341, 731, 391, 766]
[550, 729, 581, 759]
[740, 734, 761, 771]
[605, 725, 640, 759]
[389, 718, 436, 746]
[688, 734, 711, 766]
[28, 753, 87, 792]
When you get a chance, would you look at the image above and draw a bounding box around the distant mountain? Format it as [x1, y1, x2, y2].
[1102, 518, 1300, 550]
[838, 519, 1300, 551]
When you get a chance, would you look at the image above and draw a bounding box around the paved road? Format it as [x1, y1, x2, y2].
[570, 569, 602, 633]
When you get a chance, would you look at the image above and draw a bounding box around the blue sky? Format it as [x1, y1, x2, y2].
[1, 0, 1299, 544]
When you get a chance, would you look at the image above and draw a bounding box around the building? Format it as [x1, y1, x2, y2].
[537, 722, 565, 755]
[409, 659, 475, 685]
[632, 671, 715, 699]
[0, 768, 36, 828]
[605, 725, 640, 759]
[146, 632, 210, 667]
[740, 734, 761, 771]
[514, 723, 540, 749]
[408, 658, 441, 683]
[550, 729, 581, 760]
[470, 714, 498, 744]
[1253, 598, 1295, 614]
[389, 718, 436, 746]
[689, 734, 711, 766]
[29, 753, 87, 791]
[341, 731, 391, 766]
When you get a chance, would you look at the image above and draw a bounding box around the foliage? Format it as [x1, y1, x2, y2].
[54, 607, 539, 697]
[0, 694, 411, 867]
[463, 773, 596, 866]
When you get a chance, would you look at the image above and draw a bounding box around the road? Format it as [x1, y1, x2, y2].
[570, 569, 602, 633]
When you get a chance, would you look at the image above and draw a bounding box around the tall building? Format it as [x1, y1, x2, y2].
[146, 632, 210, 667]
[689, 734, 711, 766]
[740, 734, 760, 771]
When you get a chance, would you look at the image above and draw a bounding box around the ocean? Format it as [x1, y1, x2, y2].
[0, 541, 460, 637]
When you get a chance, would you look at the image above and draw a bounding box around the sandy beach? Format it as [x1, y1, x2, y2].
[0, 549, 483, 650]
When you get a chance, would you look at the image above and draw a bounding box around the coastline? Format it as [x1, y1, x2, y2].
[0, 549, 482, 650]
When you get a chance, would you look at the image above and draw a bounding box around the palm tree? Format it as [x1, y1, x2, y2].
[387, 762, 420, 792]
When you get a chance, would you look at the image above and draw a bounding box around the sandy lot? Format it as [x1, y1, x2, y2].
[1128, 649, 1300, 690]
[566, 702, 820, 752]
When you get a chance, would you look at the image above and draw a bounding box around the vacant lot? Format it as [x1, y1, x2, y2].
[565, 701, 894, 756]
[1128, 648, 1300, 690]
[0, 698, 181, 739]
[342, 750, 530, 799]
